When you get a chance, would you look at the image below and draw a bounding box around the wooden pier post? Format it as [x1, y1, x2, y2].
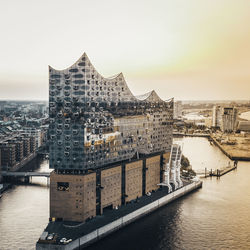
[216, 169, 220, 178]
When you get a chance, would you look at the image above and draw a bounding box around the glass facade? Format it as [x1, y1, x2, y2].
[49, 53, 173, 170]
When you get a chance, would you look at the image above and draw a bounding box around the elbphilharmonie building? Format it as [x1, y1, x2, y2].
[48, 53, 177, 222]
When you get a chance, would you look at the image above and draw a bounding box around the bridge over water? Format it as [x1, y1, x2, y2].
[2, 171, 50, 178]
[2, 171, 51, 185]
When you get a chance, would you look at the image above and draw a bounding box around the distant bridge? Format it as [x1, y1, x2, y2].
[1, 171, 50, 178]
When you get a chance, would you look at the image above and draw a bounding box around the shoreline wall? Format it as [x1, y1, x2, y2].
[210, 136, 250, 161]
[36, 180, 202, 250]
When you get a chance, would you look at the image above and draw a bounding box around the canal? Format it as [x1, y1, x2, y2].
[0, 138, 250, 250]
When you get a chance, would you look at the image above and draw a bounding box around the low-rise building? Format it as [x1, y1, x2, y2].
[0, 143, 16, 171]
[237, 121, 250, 132]
[7, 140, 24, 162]
[18, 128, 46, 150]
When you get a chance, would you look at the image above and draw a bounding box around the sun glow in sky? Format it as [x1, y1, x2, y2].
[0, 0, 250, 100]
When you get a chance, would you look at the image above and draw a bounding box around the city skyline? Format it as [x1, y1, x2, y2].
[1, 0, 250, 101]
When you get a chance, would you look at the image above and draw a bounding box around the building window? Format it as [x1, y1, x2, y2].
[69, 68, 78, 73]
[73, 74, 84, 78]
[57, 182, 69, 191]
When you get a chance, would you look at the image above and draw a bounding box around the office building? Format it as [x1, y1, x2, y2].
[212, 105, 238, 132]
[174, 101, 182, 119]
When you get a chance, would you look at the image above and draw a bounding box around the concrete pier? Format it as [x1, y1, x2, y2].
[36, 180, 202, 250]
[211, 165, 237, 177]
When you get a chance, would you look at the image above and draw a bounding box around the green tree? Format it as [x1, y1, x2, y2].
[181, 155, 190, 169]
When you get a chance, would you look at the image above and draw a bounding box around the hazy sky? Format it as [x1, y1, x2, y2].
[0, 0, 250, 101]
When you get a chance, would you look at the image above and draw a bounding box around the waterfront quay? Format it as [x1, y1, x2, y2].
[196, 164, 237, 178]
[36, 180, 202, 250]
[211, 165, 237, 177]
[174, 132, 250, 161]
[210, 134, 250, 161]
[173, 132, 245, 178]
[173, 132, 210, 138]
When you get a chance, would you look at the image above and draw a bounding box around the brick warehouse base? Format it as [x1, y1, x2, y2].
[50, 152, 166, 223]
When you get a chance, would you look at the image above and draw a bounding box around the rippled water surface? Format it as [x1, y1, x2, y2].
[0, 160, 50, 250]
[1, 138, 250, 250]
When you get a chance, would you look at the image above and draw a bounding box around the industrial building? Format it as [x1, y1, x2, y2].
[49, 53, 181, 223]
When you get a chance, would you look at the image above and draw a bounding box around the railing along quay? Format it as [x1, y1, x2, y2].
[196, 163, 238, 178]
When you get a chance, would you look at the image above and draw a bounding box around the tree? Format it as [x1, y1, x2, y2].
[181, 155, 190, 169]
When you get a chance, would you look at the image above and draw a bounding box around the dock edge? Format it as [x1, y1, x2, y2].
[36, 180, 202, 250]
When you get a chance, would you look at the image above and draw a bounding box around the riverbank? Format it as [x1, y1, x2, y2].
[36, 180, 202, 250]
[174, 132, 250, 161]
[173, 132, 210, 138]
[210, 133, 250, 161]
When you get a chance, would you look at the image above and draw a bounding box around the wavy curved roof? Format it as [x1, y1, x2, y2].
[49, 52, 172, 104]
[136, 90, 166, 102]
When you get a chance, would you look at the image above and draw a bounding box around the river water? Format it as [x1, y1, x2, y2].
[1, 138, 250, 250]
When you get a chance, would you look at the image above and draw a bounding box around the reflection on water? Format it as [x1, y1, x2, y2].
[1, 138, 250, 250]
[0, 160, 50, 250]
[175, 137, 233, 171]
[87, 138, 250, 250]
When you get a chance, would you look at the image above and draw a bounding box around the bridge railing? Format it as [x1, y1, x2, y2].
[2, 171, 50, 178]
